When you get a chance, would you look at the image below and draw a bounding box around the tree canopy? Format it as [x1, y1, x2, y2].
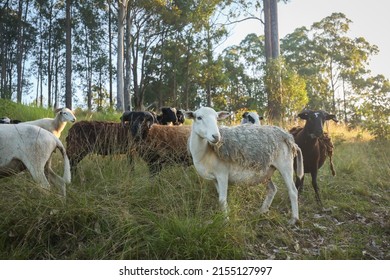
[0, 1, 388, 138]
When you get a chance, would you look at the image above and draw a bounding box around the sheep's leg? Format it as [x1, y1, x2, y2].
[214, 176, 229, 214]
[69, 152, 87, 176]
[311, 170, 323, 206]
[24, 161, 51, 191]
[279, 167, 299, 225]
[45, 164, 66, 197]
[295, 175, 305, 194]
[329, 155, 336, 176]
[148, 162, 162, 176]
[259, 180, 277, 214]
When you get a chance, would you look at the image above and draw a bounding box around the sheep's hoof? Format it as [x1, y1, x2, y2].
[288, 217, 299, 226]
[259, 207, 269, 214]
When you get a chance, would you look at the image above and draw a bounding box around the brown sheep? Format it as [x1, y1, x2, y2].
[66, 121, 134, 174]
[290, 109, 338, 206]
[139, 124, 192, 174]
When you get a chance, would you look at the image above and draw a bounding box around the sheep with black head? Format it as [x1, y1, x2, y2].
[290, 109, 338, 206]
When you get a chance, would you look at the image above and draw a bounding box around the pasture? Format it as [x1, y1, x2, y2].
[0, 104, 389, 259]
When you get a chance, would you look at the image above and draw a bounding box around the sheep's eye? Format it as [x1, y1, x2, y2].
[197, 116, 202, 121]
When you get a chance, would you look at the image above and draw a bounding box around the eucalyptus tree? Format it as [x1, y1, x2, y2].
[73, 0, 110, 111]
[124, 0, 225, 110]
[281, 13, 378, 115]
[65, 0, 72, 109]
[0, 1, 36, 102]
[350, 74, 390, 139]
[32, 0, 65, 108]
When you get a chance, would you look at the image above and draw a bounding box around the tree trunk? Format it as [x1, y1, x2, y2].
[65, 0, 72, 109]
[47, 3, 53, 108]
[116, 0, 126, 112]
[16, 0, 25, 103]
[108, 1, 113, 108]
[124, 4, 132, 111]
[264, 0, 281, 121]
[263, 0, 272, 63]
[270, 0, 280, 58]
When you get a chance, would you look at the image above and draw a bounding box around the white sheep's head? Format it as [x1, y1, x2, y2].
[185, 107, 230, 144]
[56, 108, 76, 123]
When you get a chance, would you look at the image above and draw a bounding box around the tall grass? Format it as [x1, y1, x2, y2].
[0, 101, 389, 259]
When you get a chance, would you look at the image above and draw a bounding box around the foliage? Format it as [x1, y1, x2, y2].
[264, 58, 308, 119]
[281, 13, 379, 114]
[354, 75, 390, 139]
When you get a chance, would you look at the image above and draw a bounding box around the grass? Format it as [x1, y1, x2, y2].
[0, 101, 389, 259]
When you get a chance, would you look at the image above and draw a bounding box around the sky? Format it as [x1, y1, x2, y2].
[221, 0, 390, 79]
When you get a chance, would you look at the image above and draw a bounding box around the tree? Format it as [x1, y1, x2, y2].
[281, 13, 378, 116]
[65, 0, 72, 109]
[263, 0, 282, 120]
[116, 0, 127, 112]
[352, 75, 390, 139]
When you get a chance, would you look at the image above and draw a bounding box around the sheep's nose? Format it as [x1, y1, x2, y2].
[212, 134, 220, 143]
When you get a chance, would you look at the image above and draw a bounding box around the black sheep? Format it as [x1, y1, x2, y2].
[290, 109, 338, 205]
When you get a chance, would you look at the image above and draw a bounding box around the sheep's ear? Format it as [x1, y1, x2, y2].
[184, 111, 196, 120]
[326, 113, 338, 122]
[217, 111, 231, 120]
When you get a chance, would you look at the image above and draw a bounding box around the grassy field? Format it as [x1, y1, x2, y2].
[0, 101, 389, 259]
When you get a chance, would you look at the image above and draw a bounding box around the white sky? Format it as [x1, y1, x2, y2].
[221, 0, 390, 79]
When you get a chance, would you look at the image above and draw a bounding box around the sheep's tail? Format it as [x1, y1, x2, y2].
[295, 144, 304, 179]
[54, 137, 71, 185]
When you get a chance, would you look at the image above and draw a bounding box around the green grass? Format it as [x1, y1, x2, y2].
[0, 100, 389, 259]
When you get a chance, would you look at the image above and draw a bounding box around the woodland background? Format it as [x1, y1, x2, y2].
[1, 0, 389, 138]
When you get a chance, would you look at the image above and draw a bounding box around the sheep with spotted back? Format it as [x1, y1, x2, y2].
[185, 107, 303, 225]
[0, 124, 70, 196]
[0, 117, 22, 124]
[240, 112, 263, 125]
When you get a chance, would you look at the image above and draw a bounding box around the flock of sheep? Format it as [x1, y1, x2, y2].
[0, 106, 337, 225]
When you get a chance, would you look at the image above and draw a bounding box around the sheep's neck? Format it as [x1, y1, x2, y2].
[53, 115, 66, 137]
[189, 132, 210, 163]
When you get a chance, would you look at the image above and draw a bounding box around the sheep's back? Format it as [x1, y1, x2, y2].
[66, 121, 133, 156]
[290, 126, 334, 169]
[214, 125, 295, 169]
[140, 124, 191, 163]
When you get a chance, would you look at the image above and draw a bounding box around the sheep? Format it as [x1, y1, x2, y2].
[290, 109, 338, 206]
[185, 107, 304, 225]
[23, 108, 76, 138]
[120, 111, 157, 140]
[175, 109, 186, 125]
[0, 124, 70, 196]
[138, 124, 192, 175]
[66, 120, 191, 175]
[0, 117, 22, 124]
[240, 112, 263, 125]
[66, 121, 134, 174]
[156, 107, 178, 125]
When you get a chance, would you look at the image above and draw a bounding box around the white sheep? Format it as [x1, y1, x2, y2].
[0, 124, 71, 196]
[23, 108, 76, 138]
[185, 107, 304, 225]
[240, 111, 263, 125]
